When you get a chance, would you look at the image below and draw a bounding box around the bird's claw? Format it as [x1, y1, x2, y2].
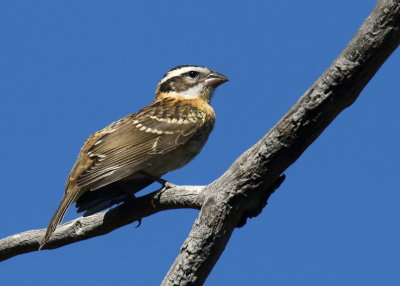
[138, 171, 176, 206]
[151, 181, 176, 207]
[161, 181, 176, 189]
[135, 218, 142, 228]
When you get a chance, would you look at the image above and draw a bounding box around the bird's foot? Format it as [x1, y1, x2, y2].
[151, 181, 176, 207]
[119, 195, 142, 228]
[138, 171, 176, 206]
[135, 218, 142, 228]
[160, 181, 176, 189]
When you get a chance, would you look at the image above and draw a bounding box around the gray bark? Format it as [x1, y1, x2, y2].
[0, 0, 399, 285]
[161, 0, 400, 284]
[0, 186, 204, 261]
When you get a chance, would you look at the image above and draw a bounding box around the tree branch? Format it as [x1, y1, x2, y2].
[0, 185, 204, 261]
[161, 0, 400, 285]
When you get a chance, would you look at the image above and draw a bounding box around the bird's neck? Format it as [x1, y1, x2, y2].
[155, 91, 213, 103]
[154, 92, 215, 119]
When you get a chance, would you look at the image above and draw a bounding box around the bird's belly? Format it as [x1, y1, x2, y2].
[144, 139, 205, 176]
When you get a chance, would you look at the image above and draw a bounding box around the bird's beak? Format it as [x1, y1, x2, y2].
[204, 71, 229, 88]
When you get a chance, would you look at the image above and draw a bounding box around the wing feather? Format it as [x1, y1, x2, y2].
[71, 100, 209, 190]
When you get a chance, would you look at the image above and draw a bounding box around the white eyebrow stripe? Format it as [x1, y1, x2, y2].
[159, 66, 210, 85]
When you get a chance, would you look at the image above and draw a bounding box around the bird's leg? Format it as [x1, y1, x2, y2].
[138, 171, 176, 205]
[116, 193, 142, 227]
[138, 171, 176, 189]
[110, 184, 142, 227]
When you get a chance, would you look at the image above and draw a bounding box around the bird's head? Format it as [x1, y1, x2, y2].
[155, 65, 228, 103]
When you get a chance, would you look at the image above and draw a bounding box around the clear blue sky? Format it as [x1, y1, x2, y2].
[1, 1, 399, 285]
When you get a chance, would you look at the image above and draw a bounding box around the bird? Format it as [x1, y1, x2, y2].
[39, 65, 228, 249]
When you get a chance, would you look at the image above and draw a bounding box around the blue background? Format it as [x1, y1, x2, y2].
[1, 1, 399, 285]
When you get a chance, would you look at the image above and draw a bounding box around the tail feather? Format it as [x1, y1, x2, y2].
[75, 178, 153, 216]
[39, 191, 79, 250]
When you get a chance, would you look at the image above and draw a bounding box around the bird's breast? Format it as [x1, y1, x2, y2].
[144, 124, 214, 176]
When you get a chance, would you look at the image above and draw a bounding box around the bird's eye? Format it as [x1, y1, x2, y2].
[188, 71, 199, 78]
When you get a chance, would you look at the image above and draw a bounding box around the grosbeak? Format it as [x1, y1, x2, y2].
[40, 65, 228, 249]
